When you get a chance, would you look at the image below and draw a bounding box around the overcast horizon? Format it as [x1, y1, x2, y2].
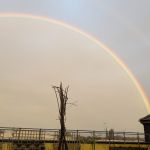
[0, 0, 150, 132]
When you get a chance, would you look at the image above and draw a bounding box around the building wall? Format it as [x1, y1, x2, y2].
[41, 143, 150, 150]
[0, 142, 150, 150]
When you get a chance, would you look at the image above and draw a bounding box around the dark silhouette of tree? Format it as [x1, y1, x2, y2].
[53, 83, 69, 150]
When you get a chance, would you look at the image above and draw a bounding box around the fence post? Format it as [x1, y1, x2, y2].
[93, 131, 95, 150]
[39, 129, 41, 141]
[123, 132, 125, 143]
[77, 130, 80, 150]
[137, 132, 139, 144]
[18, 128, 21, 141]
[76, 130, 79, 142]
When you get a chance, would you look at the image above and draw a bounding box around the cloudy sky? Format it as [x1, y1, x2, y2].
[0, 0, 150, 132]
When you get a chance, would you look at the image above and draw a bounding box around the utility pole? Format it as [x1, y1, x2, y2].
[53, 83, 69, 150]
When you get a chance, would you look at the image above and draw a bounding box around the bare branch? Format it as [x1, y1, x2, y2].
[52, 82, 70, 150]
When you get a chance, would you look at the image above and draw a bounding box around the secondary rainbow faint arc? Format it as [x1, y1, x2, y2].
[0, 12, 149, 113]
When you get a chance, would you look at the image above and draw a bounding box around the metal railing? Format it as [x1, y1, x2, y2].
[0, 127, 146, 143]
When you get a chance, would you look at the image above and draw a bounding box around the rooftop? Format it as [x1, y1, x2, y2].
[139, 114, 150, 124]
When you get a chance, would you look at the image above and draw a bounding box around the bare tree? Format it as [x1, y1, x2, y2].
[53, 83, 69, 150]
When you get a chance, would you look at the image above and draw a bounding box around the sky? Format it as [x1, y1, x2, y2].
[0, 0, 150, 132]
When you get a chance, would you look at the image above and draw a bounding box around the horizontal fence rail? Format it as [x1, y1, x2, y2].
[0, 127, 146, 143]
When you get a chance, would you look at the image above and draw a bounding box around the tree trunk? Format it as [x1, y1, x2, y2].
[53, 83, 68, 150]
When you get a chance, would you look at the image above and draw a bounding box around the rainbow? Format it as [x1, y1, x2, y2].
[0, 12, 149, 113]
